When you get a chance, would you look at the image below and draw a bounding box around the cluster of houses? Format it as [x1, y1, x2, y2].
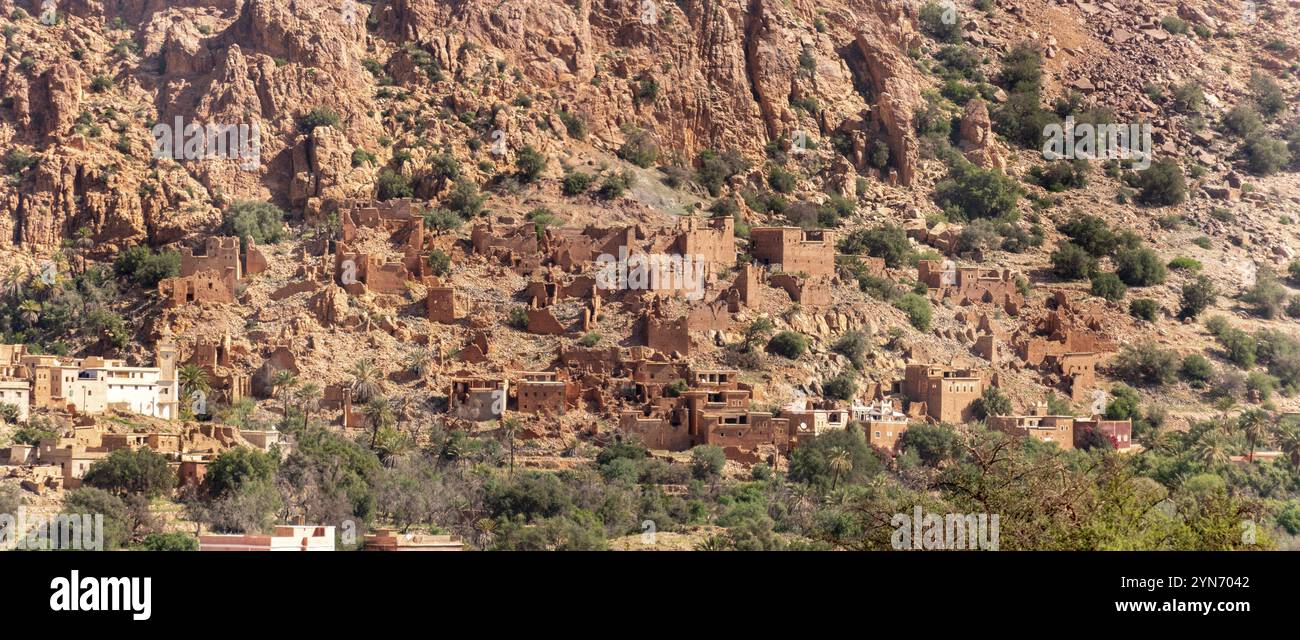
[0, 341, 181, 423]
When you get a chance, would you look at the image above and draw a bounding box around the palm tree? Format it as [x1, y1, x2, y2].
[178, 364, 210, 413]
[474, 518, 497, 550]
[828, 447, 853, 491]
[296, 382, 321, 428]
[1193, 429, 1232, 469]
[500, 417, 520, 479]
[405, 349, 434, 381]
[1276, 423, 1300, 469]
[17, 299, 40, 326]
[1237, 408, 1271, 463]
[363, 396, 395, 449]
[350, 359, 383, 403]
[271, 369, 299, 417]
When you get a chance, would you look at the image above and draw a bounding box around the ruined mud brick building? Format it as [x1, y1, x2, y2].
[749, 227, 835, 278]
[158, 236, 268, 308]
[1012, 292, 1117, 401]
[180, 333, 252, 405]
[901, 364, 986, 424]
[917, 260, 1023, 311]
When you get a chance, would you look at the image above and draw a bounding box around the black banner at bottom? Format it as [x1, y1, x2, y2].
[2, 551, 1290, 629]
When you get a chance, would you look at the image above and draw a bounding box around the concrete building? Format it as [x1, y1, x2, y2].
[199, 525, 336, 551]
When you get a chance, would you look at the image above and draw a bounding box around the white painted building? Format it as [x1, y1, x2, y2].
[66, 365, 176, 420]
[0, 379, 30, 423]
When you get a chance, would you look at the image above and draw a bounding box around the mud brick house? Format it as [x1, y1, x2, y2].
[182, 334, 251, 405]
[471, 220, 542, 272]
[514, 371, 569, 415]
[1044, 352, 1103, 401]
[902, 364, 984, 424]
[749, 227, 835, 278]
[987, 402, 1075, 449]
[619, 366, 791, 461]
[642, 300, 691, 356]
[1073, 417, 1133, 450]
[449, 375, 507, 422]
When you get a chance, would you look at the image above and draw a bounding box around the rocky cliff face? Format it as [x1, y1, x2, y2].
[0, 0, 931, 252]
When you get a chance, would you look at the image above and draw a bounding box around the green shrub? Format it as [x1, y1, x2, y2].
[1089, 271, 1127, 302]
[1243, 136, 1291, 176]
[1030, 160, 1088, 192]
[298, 107, 340, 132]
[695, 149, 748, 197]
[823, 373, 858, 401]
[515, 145, 547, 182]
[427, 249, 451, 276]
[1179, 276, 1216, 318]
[767, 165, 796, 193]
[1131, 159, 1186, 206]
[837, 224, 913, 267]
[933, 161, 1021, 221]
[1218, 328, 1257, 369]
[113, 246, 180, 288]
[1112, 341, 1179, 386]
[618, 130, 659, 168]
[376, 168, 413, 200]
[1167, 256, 1202, 271]
[767, 331, 808, 359]
[1129, 298, 1158, 321]
[893, 293, 932, 331]
[1050, 242, 1096, 280]
[562, 171, 594, 196]
[1114, 246, 1167, 286]
[1058, 214, 1117, 256]
[222, 200, 286, 245]
[443, 179, 485, 217]
[1223, 104, 1262, 138]
[1180, 354, 1213, 384]
[918, 1, 961, 43]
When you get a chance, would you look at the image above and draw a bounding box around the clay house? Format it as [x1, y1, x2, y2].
[199, 525, 336, 552]
[986, 402, 1075, 450]
[902, 364, 985, 424]
[448, 376, 507, 422]
[749, 227, 835, 278]
[1073, 418, 1133, 450]
[362, 528, 464, 551]
[619, 366, 791, 461]
[514, 371, 568, 416]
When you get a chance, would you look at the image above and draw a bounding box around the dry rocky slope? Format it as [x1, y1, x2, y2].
[0, 0, 1297, 456]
